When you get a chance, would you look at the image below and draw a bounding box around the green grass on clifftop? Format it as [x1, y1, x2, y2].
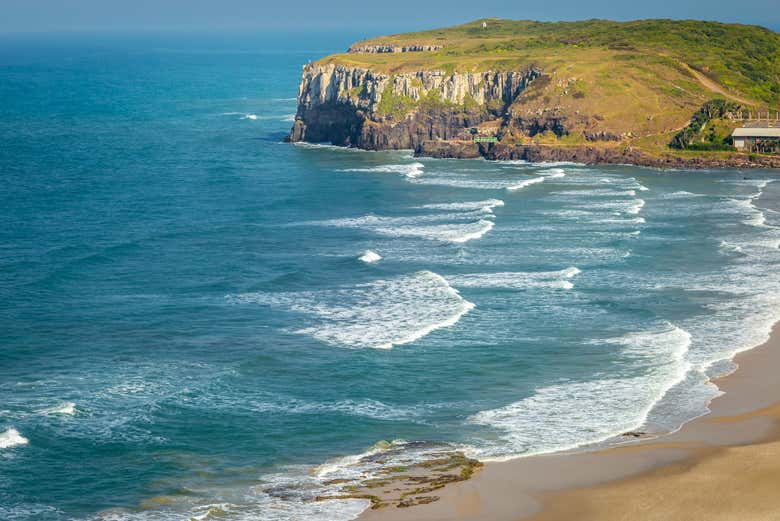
[320, 19, 780, 107]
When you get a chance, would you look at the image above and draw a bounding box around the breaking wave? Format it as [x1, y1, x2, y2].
[0, 427, 28, 449]
[449, 267, 581, 290]
[507, 176, 545, 191]
[469, 324, 692, 459]
[227, 271, 474, 349]
[417, 199, 504, 212]
[358, 250, 381, 263]
[538, 168, 566, 178]
[39, 402, 76, 415]
[306, 214, 496, 243]
[340, 162, 424, 178]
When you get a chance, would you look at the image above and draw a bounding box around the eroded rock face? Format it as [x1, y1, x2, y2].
[289, 63, 542, 150]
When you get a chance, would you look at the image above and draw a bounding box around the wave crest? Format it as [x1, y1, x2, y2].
[0, 428, 28, 449]
[227, 271, 474, 349]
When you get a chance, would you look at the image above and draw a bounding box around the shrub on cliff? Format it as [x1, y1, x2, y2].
[376, 88, 415, 119]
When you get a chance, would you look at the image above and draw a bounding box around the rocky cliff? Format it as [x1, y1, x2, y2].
[287, 19, 780, 168]
[288, 63, 541, 150]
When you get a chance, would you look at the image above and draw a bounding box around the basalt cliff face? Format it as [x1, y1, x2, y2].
[288, 63, 541, 150]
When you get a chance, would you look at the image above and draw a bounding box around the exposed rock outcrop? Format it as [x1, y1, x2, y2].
[289, 63, 541, 150]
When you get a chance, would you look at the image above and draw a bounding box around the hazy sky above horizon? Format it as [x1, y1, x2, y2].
[1, 0, 778, 34]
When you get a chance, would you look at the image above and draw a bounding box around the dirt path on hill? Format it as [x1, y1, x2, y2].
[678, 61, 756, 106]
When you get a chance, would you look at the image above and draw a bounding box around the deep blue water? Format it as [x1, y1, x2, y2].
[1, 33, 779, 521]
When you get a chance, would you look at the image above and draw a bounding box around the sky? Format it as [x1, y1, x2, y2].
[0, 0, 778, 33]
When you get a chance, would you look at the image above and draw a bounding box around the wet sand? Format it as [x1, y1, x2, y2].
[360, 322, 780, 521]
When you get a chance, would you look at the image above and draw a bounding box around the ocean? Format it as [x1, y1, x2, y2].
[1, 32, 779, 521]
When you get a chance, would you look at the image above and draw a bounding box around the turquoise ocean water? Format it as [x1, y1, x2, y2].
[1, 33, 779, 521]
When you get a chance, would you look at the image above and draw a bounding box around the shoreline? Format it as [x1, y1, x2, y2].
[358, 321, 780, 521]
[290, 139, 780, 170]
[415, 141, 780, 170]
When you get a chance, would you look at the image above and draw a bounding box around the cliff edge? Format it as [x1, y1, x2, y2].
[289, 64, 539, 149]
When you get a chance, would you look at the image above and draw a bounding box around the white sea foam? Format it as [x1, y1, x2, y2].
[409, 175, 523, 190]
[291, 142, 366, 152]
[715, 196, 774, 229]
[245, 397, 427, 422]
[243, 439, 462, 521]
[0, 427, 28, 449]
[340, 162, 424, 178]
[551, 188, 637, 198]
[92, 481, 370, 521]
[449, 267, 581, 291]
[40, 402, 76, 415]
[418, 219, 494, 243]
[562, 197, 645, 216]
[309, 214, 495, 243]
[507, 176, 545, 191]
[741, 179, 773, 228]
[358, 250, 381, 263]
[544, 209, 646, 226]
[190, 503, 232, 521]
[626, 199, 646, 215]
[222, 112, 293, 122]
[539, 168, 566, 178]
[314, 442, 391, 479]
[227, 271, 474, 349]
[469, 324, 692, 459]
[496, 159, 529, 166]
[718, 240, 744, 254]
[410, 177, 502, 189]
[417, 199, 504, 212]
[663, 191, 704, 199]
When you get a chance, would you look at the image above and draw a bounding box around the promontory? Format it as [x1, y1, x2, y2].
[288, 18, 780, 168]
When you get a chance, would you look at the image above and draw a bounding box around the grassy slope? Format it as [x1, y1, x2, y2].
[317, 19, 780, 158]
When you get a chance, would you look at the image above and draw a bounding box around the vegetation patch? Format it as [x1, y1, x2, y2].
[376, 83, 416, 118]
[670, 99, 742, 149]
[321, 19, 780, 107]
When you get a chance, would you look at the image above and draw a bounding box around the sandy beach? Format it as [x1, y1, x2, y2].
[360, 321, 780, 521]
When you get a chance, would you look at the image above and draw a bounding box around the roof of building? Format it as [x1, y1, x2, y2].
[732, 127, 780, 138]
